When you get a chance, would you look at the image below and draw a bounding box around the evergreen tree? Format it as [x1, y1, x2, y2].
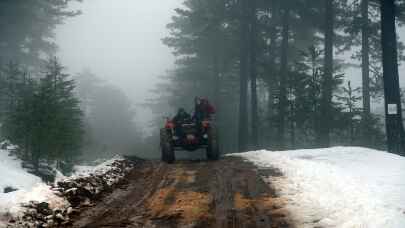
[156, 0, 396, 153]
[2, 58, 83, 172]
[336, 81, 362, 144]
[319, 0, 335, 147]
[40, 58, 83, 167]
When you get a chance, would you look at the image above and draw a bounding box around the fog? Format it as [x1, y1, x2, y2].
[53, 0, 405, 127]
[55, 0, 182, 128]
[2, 0, 405, 164]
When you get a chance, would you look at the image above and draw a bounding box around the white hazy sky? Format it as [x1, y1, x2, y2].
[55, 0, 182, 104]
[55, 0, 182, 129]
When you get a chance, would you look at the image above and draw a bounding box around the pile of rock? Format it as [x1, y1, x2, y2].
[9, 201, 78, 227]
[8, 157, 140, 228]
[54, 159, 137, 207]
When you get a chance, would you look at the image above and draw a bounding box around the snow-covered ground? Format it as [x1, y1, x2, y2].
[66, 155, 125, 180]
[0, 148, 125, 227]
[235, 147, 405, 228]
[0, 149, 66, 226]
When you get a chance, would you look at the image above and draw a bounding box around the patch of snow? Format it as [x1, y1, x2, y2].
[57, 155, 125, 182]
[0, 149, 67, 226]
[0, 147, 124, 226]
[0, 150, 40, 193]
[0, 184, 67, 215]
[234, 147, 405, 228]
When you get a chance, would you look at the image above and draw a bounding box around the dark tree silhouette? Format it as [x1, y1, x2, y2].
[239, 0, 249, 152]
[320, 0, 334, 147]
[380, 0, 405, 155]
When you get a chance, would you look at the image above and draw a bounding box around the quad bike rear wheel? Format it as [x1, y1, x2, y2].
[206, 126, 220, 161]
[160, 128, 175, 164]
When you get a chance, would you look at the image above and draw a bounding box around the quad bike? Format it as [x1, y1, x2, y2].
[160, 118, 220, 163]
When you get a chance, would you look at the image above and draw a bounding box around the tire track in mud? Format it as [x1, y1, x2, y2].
[67, 158, 293, 228]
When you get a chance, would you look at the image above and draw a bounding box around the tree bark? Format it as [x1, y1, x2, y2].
[212, 0, 226, 109]
[238, 0, 249, 152]
[267, 39, 276, 149]
[361, 0, 371, 142]
[278, 5, 289, 150]
[319, 0, 334, 147]
[213, 46, 220, 108]
[266, 4, 278, 150]
[249, 0, 259, 149]
[380, 0, 405, 155]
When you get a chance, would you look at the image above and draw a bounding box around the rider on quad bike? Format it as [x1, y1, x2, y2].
[193, 97, 216, 136]
[193, 97, 216, 122]
[172, 108, 192, 139]
[160, 98, 219, 163]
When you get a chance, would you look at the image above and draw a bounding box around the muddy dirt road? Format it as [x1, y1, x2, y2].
[68, 157, 291, 228]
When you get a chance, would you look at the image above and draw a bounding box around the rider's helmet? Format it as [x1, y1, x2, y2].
[178, 108, 186, 115]
[195, 96, 202, 105]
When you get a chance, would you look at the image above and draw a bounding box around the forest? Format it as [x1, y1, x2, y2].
[0, 0, 405, 174]
[149, 0, 405, 155]
[0, 0, 143, 175]
[3, 1, 405, 227]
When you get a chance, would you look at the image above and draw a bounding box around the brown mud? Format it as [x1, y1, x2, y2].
[67, 157, 292, 228]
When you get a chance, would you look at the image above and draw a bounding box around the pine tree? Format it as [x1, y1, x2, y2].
[38, 57, 83, 169]
[2, 64, 36, 160]
[336, 81, 362, 144]
[2, 58, 84, 172]
[319, 0, 335, 147]
[0, 0, 80, 67]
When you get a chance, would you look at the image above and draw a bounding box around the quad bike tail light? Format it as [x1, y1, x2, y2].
[165, 121, 175, 129]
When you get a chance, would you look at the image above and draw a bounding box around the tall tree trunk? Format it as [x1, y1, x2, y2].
[213, 48, 220, 108]
[212, 0, 226, 109]
[250, 0, 259, 149]
[267, 38, 277, 149]
[380, 0, 405, 155]
[319, 0, 334, 147]
[278, 6, 289, 150]
[290, 95, 296, 148]
[215, 0, 226, 153]
[238, 0, 249, 152]
[361, 0, 371, 143]
[266, 4, 278, 150]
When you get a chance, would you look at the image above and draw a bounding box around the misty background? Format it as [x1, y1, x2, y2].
[54, 0, 405, 131]
[1, 0, 405, 172]
[55, 0, 182, 132]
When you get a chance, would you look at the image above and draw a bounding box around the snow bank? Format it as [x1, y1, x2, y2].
[0, 150, 62, 216]
[234, 147, 405, 228]
[0, 149, 66, 228]
[0, 149, 40, 195]
[0, 149, 129, 227]
[70, 155, 125, 178]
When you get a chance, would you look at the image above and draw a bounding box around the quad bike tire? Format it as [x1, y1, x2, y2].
[160, 128, 175, 164]
[206, 126, 220, 161]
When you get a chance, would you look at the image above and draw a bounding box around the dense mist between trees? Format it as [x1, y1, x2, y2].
[1, 0, 405, 174]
